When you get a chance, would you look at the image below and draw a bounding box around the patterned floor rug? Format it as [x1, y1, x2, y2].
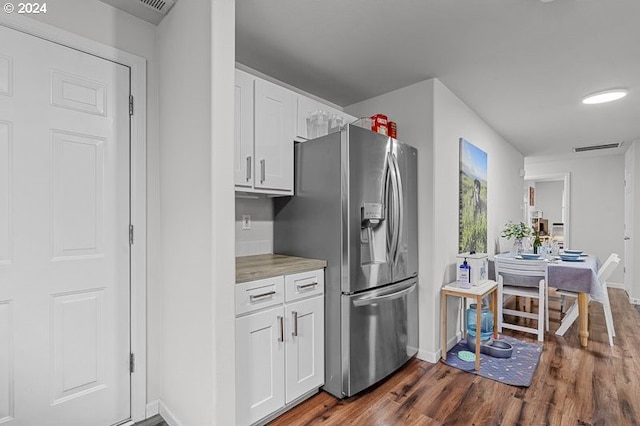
[442, 335, 543, 387]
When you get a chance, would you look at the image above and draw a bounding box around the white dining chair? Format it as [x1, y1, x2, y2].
[495, 257, 548, 342]
[555, 253, 620, 346]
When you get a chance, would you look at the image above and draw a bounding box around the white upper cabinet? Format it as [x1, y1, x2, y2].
[234, 69, 295, 195]
[234, 67, 357, 194]
[234, 70, 254, 188]
[254, 79, 295, 192]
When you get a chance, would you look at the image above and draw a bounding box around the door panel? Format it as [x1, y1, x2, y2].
[236, 306, 285, 426]
[624, 145, 634, 294]
[346, 126, 393, 293]
[391, 140, 419, 282]
[0, 25, 130, 426]
[285, 296, 324, 403]
[234, 69, 254, 187]
[254, 79, 294, 191]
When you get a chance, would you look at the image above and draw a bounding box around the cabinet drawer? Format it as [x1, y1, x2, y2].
[285, 269, 324, 302]
[236, 276, 285, 316]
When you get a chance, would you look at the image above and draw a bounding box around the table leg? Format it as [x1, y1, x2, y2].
[475, 296, 481, 370]
[490, 290, 498, 339]
[578, 293, 589, 348]
[441, 292, 447, 361]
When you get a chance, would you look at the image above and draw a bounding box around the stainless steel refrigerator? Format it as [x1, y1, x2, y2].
[274, 124, 418, 398]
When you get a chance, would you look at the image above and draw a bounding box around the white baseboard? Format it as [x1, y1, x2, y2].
[159, 400, 184, 426]
[607, 281, 625, 289]
[417, 348, 438, 363]
[629, 295, 640, 305]
[417, 332, 462, 364]
[146, 400, 159, 418]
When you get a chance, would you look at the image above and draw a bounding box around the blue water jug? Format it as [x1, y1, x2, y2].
[466, 302, 494, 341]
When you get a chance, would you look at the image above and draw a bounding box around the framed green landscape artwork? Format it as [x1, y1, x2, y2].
[459, 138, 487, 253]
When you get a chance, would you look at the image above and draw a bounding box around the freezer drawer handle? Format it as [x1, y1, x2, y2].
[297, 282, 318, 290]
[352, 283, 416, 307]
[249, 290, 276, 302]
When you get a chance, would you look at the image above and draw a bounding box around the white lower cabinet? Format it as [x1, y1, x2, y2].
[236, 269, 325, 425]
[285, 295, 324, 403]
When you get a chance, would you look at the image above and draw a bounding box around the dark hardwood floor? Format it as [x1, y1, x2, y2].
[269, 288, 640, 426]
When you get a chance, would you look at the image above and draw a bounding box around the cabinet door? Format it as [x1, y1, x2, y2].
[236, 306, 285, 425]
[285, 296, 324, 403]
[234, 69, 254, 188]
[254, 79, 295, 192]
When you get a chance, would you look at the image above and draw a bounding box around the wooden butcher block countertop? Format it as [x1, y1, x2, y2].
[235, 253, 327, 284]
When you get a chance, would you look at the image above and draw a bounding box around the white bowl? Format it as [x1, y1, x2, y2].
[563, 249, 583, 255]
[521, 253, 541, 260]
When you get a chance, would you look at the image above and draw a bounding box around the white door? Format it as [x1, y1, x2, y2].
[235, 306, 285, 426]
[254, 79, 294, 192]
[285, 296, 324, 404]
[0, 25, 130, 425]
[624, 144, 634, 294]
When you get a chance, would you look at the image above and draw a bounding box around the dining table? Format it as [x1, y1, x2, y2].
[494, 253, 600, 348]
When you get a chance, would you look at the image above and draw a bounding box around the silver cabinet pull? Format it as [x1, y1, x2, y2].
[249, 290, 275, 302]
[246, 156, 252, 181]
[292, 311, 298, 337]
[260, 159, 266, 183]
[297, 282, 318, 290]
[277, 316, 284, 342]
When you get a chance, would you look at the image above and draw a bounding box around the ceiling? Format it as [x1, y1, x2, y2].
[236, 0, 640, 158]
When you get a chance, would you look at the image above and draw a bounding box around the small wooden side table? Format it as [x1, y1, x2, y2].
[441, 280, 498, 371]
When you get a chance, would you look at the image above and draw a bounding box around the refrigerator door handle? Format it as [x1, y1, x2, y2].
[386, 152, 400, 263]
[352, 283, 416, 307]
[390, 152, 404, 264]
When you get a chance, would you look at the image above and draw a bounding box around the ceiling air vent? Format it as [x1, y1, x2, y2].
[98, 0, 176, 25]
[140, 0, 171, 13]
[572, 142, 622, 153]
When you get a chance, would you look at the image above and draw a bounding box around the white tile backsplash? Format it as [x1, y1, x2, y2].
[235, 196, 274, 257]
[235, 239, 273, 257]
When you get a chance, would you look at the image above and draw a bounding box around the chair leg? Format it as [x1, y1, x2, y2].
[545, 285, 549, 332]
[537, 283, 545, 342]
[602, 293, 615, 346]
[555, 300, 578, 336]
[602, 289, 616, 337]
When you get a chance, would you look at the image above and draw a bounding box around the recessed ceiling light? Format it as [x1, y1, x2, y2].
[582, 89, 628, 105]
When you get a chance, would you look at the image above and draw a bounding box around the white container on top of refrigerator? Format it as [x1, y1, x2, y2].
[274, 124, 418, 398]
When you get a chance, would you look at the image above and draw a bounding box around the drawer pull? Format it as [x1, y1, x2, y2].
[297, 282, 318, 290]
[249, 290, 276, 302]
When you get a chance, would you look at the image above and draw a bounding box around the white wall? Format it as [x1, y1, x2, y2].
[158, 0, 235, 424]
[430, 80, 524, 357]
[235, 197, 274, 256]
[347, 78, 524, 360]
[535, 181, 564, 226]
[525, 155, 625, 284]
[29, 0, 164, 411]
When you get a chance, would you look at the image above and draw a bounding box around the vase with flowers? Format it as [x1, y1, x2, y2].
[501, 221, 533, 255]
